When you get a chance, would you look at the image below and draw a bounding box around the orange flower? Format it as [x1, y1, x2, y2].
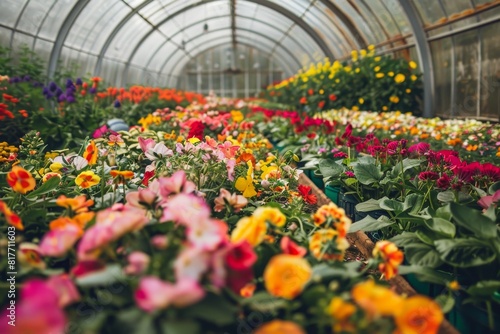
[327, 297, 356, 332]
[231, 216, 267, 247]
[372, 241, 404, 280]
[75, 171, 101, 188]
[42, 172, 61, 183]
[6, 165, 36, 194]
[83, 140, 98, 165]
[394, 296, 443, 334]
[254, 320, 305, 334]
[309, 229, 347, 261]
[253, 206, 286, 227]
[312, 203, 351, 238]
[56, 195, 94, 214]
[351, 280, 402, 318]
[264, 254, 311, 299]
[0, 200, 23, 230]
[49, 217, 84, 235]
[110, 170, 135, 179]
[240, 283, 256, 298]
[299, 97, 307, 104]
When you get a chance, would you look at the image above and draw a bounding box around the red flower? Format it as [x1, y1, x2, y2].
[329, 94, 337, 101]
[318, 100, 325, 109]
[297, 184, 317, 205]
[225, 241, 257, 271]
[299, 97, 307, 104]
[187, 120, 205, 140]
[418, 171, 439, 181]
[280, 236, 307, 257]
[308, 89, 314, 96]
[142, 169, 155, 186]
[341, 124, 353, 139]
[437, 174, 451, 189]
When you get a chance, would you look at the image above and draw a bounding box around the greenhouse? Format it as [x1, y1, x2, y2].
[0, 1, 499, 333]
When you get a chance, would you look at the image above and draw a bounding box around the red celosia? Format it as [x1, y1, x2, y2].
[297, 184, 317, 205]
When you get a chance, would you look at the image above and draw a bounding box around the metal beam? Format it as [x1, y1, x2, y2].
[318, 0, 367, 49]
[47, 0, 90, 80]
[398, 0, 434, 118]
[94, 0, 154, 75]
[230, 0, 237, 47]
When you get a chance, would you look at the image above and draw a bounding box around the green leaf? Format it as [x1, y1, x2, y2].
[161, 320, 200, 334]
[449, 202, 498, 239]
[349, 215, 393, 233]
[435, 294, 455, 313]
[434, 239, 496, 268]
[391, 158, 423, 176]
[488, 181, 500, 195]
[312, 262, 361, 279]
[379, 197, 404, 213]
[355, 199, 381, 212]
[26, 176, 60, 198]
[403, 193, 424, 214]
[424, 218, 456, 238]
[437, 190, 472, 203]
[405, 243, 444, 268]
[183, 292, 237, 327]
[435, 205, 452, 221]
[318, 159, 344, 178]
[399, 265, 454, 285]
[473, 186, 487, 198]
[114, 309, 155, 334]
[416, 230, 438, 245]
[389, 232, 420, 246]
[352, 163, 383, 185]
[466, 281, 500, 298]
[76, 264, 127, 287]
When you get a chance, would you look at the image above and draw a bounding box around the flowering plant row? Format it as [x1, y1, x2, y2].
[0, 98, 445, 333]
[264, 46, 422, 114]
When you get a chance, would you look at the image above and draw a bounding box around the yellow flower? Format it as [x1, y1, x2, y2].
[50, 162, 64, 173]
[411, 74, 418, 81]
[388, 71, 395, 77]
[394, 74, 406, 83]
[360, 49, 367, 57]
[409, 61, 418, 69]
[394, 296, 443, 334]
[382, 106, 388, 111]
[42, 172, 61, 183]
[235, 161, 257, 198]
[335, 79, 340, 83]
[358, 98, 364, 104]
[231, 216, 267, 247]
[368, 44, 375, 51]
[374, 66, 381, 72]
[448, 280, 460, 291]
[344, 66, 352, 72]
[254, 320, 305, 334]
[374, 56, 381, 62]
[319, 89, 324, 94]
[231, 110, 244, 122]
[351, 50, 358, 60]
[390, 96, 400, 104]
[352, 106, 359, 111]
[327, 297, 356, 332]
[406, 88, 412, 94]
[355, 67, 360, 73]
[253, 206, 286, 227]
[264, 254, 312, 299]
[44, 152, 59, 160]
[187, 137, 200, 144]
[352, 280, 402, 318]
[261, 164, 279, 180]
[83, 140, 98, 165]
[75, 171, 100, 188]
[376, 73, 385, 79]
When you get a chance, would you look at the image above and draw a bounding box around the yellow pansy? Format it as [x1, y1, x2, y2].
[235, 161, 257, 198]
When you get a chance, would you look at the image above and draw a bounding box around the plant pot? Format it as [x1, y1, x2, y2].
[339, 191, 358, 220]
[106, 118, 129, 131]
[324, 184, 341, 205]
[353, 209, 388, 242]
[447, 293, 500, 334]
[310, 170, 324, 190]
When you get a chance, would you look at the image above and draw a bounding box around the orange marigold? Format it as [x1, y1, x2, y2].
[264, 254, 311, 299]
[351, 280, 402, 318]
[372, 240, 404, 280]
[394, 296, 443, 334]
[254, 320, 305, 334]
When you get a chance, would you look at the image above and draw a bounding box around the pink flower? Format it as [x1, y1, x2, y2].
[280, 236, 307, 257]
[151, 235, 169, 249]
[213, 188, 248, 212]
[138, 136, 156, 153]
[218, 141, 240, 159]
[124, 251, 151, 275]
[0, 279, 66, 334]
[174, 247, 210, 282]
[408, 142, 430, 155]
[70, 260, 105, 277]
[225, 241, 257, 271]
[160, 193, 210, 226]
[158, 170, 196, 198]
[478, 190, 500, 210]
[126, 188, 157, 209]
[135, 277, 205, 312]
[226, 158, 236, 181]
[142, 164, 155, 186]
[186, 219, 225, 251]
[39, 224, 82, 257]
[46, 274, 80, 307]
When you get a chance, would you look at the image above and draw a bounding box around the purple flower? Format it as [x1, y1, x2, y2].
[66, 79, 74, 89]
[76, 78, 83, 85]
[114, 99, 121, 108]
[66, 95, 76, 103]
[89, 87, 97, 94]
[57, 94, 67, 102]
[49, 81, 58, 92]
[55, 87, 63, 97]
[23, 75, 31, 81]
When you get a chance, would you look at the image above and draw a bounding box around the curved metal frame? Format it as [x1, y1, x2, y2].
[142, 13, 313, 73]
[154, 27, 302, 82]
[121, 0, 335, 83]
[47, 0, 90, 80]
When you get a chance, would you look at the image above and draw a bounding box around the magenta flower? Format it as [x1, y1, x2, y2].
[158, 171, 196, 198]
[46, 274, 80, 307]
[478, 189, 500, 210]
[408, 142, 430, 155]
[418, 171, 439, 181]
[39, 224, 82, 258]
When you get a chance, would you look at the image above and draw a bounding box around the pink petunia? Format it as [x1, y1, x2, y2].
[39, 224, 82, 258]
[160, 193, 210, 226]
[158, 171, 196, 198]
[174, 247, 210, 282]
[124, 251, 151, 275]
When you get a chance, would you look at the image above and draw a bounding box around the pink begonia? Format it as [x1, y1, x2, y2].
[213, 188, 247, 212]
[39, 224, 82, 258]
[0, 279, 66, 334]
[124, 251, 151, 275]
[78, 204, 148, 260]
[158, 170, 196, 198]
[160, 193, 210, 226]
[478, 189, 500, 210]
[138, 136, 155, 153]
[174, 247, 210, 282]
[145, 142, 173, 160]
[46, 274, 81, 307]
[218, 141, 240, 159]
[135, 276, 205, 312]
[126, 188, 157, 209]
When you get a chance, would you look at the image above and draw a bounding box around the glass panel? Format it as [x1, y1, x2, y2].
[105, 15, 151, 60]
[0, 0, 28, 27]
[441, 0, 473, 17]
[269, 0, 309, 15]
[11, 32, 34, 53]
[350, 0, 389, 42]
[411, 0, 446, 26]
[66, 0, 121, 48]
[430, 37, 453, 117]
[284, 26, 324, 63]
[454, 30, 480, 118]
[334, 0, 377, 44]
[363, 0, 401, 37]
[33, 39, 53, 67]
[479, 4, 500, 20]
[131, 30, 168, 66]
[38, 0, 78, 40]
[0, 27, 12, 46]
[237, 17, 287, 42]
[236, 2, 294, 32]
[383, 0, 412, 35]
[17, 0, 56, 36]
[147, 41, 186, 71]
[479, 22, 500, 120]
